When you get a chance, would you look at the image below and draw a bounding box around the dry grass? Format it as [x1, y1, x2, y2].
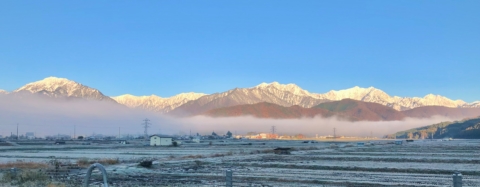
[76, 157, 119, 167]
[47, 183, 66, 187]
[2, 169, 49, 186]
[182, 154, 206, 159]
[0, 161, 48, 169]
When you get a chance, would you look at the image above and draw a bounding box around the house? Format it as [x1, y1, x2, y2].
[25, 132, 35, 140]
[273, 147, 291, 155]
[118, 140, 129, 144]
[192, 137, 201, 143]
[150, 135, 173, 146]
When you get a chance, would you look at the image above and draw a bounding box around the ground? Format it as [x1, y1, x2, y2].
[0, 139, 479, 186]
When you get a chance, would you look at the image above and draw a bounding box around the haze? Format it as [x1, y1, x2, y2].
[0, 94, 452, 138]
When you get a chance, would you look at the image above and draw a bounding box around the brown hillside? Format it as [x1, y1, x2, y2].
[313, 99, 406, 121]
[203, 102, 339, 119]
[201, 99, 480, 121]
[169, 87, 328, 117]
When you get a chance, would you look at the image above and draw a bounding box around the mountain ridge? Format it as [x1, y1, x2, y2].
[12, 77, 116, 102]
[203, 99, 480, 121]
[2, 77, 479, 115]
[112, 92, 206, 113]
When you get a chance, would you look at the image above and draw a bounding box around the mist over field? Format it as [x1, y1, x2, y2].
[0, 94, 453, 138]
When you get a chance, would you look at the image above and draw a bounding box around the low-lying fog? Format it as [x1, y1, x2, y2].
[0, 94, 453, 138]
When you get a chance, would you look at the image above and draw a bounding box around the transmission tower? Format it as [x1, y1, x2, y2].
[142, 118, 151, 141]
[270, 126, 276, 139]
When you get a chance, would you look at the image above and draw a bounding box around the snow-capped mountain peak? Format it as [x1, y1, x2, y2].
[112, 92, 206, 113]
[13, 76, 114, 102]
[254, 82, 310, 96]
[15, 77, 74, 91]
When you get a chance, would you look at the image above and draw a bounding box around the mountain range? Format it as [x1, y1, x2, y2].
[1, 77, 480, 121]
[204, 99, 480, 121]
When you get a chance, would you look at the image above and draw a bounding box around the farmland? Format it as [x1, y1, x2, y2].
[0, 139, 479, 186]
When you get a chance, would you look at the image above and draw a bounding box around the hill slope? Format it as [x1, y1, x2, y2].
[203, 99, 401, 121]
[389, 117, 480, 139]
[170, 83, 329, 116]
[203, 102, 340, 119]
[203, 99, 480, 121]
[313, 99, 406, 121]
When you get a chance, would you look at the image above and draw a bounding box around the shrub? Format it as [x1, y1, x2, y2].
[76, 157, 89, 167]
[76, 157, 119, 167]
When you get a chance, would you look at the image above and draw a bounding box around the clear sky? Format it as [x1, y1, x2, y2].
[0, 1, 479, 102]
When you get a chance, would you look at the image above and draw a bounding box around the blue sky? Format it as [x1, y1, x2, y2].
[0, 1, 479, 102]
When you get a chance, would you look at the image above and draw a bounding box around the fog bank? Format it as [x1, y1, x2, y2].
[0, 94, 453, 137]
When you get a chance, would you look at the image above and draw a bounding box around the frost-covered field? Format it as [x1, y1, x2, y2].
[1, 139, 479, 186]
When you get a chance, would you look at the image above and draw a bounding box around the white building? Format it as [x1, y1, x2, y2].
[26, 132, 35, 140]
[150, 135, 173, 146]
[192, 137, 201, 143]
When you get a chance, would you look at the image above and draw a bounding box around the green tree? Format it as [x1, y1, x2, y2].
[226, 131, 233, 138]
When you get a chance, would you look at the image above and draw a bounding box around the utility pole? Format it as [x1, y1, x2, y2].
[333, 128, 336, 141]
[142, 118, 151, 142]
[16, 124, 19, 140]
[74, 125, 76, 140]
[270, 126, 276, 139]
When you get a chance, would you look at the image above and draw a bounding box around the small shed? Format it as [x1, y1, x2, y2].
[274, 148, 291, 155]
[118, 140, 129, 144]
[192, 137, 201, 143]
[395, 140, 403, 145]
[150, 135, 173, 146]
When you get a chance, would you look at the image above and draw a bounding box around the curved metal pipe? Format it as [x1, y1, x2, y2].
[83, 163, 108, 187]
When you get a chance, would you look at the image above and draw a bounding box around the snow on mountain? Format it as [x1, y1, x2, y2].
[254, 82, 312, 96]
[112, 92, 206, 113]
[13, 77, 115, 102]
[170, 82, 330, 116]
[171, 82, 480, 115]
[462, 101, 480, 108]
[312, 86, 473, 110]
[6, 78, 480, 114]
